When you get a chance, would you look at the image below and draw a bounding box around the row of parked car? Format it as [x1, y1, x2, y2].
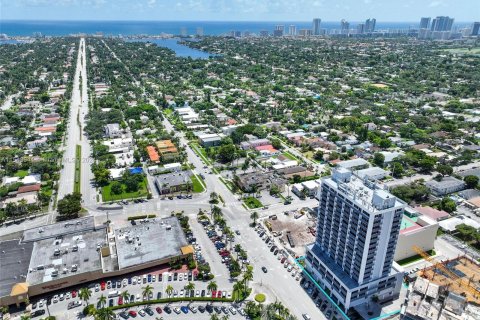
[201, 219, 241, 270]
[256, 225, 301, 280]
[118, 303, 246, 318]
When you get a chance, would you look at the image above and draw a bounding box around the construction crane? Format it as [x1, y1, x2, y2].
[412, 245, 480, 300]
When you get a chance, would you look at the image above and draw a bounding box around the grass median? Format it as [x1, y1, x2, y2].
[74, 145, 81, 193]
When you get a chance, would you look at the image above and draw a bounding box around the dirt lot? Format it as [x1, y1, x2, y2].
[421, 256, 480, 303]
[265, 209, 316, 257]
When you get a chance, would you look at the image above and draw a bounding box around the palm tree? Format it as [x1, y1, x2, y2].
[212, 205, 222, 222]
[221, 315, 229, 320]
[233, 281, 245, 302]
[97, 294, 107, 308]
[121, 290, 129, 303]
[184, 281, 195, 291]
[243, 267, 254, 294]
[210, 314, 220, 320]
[250, 210, 259, 226]
[245, 301, 258, 316]
[79, 287, 92, 306]
[20, 315, 30, 320]
[207, 280, 217, 293]
[165, 285, 174, 297]
[142, 285, 153, 300]
[95, 307, 115, 320]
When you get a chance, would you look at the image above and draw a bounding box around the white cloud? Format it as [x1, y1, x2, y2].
[429, 1, 443, 7]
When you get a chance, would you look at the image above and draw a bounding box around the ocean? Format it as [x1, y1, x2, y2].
[0, 20, 422, 37]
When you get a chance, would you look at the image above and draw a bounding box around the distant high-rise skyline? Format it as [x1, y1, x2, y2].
[312, 18, 322, 35]
[288, 25, 296, 36]
[472, 22, 480, 36]
[419, 17, 431, 29]
[365, 18, 376, 33]
[341, 19, 350, 34]
[357, 23, 365, 34]
[431, 16, 454, 31]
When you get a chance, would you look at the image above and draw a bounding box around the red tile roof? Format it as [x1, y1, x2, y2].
[17, 184, 41, 194]
[146, 146, 160, 162]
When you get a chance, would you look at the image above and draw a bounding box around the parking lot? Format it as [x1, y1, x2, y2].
[30, 269, 244, 319]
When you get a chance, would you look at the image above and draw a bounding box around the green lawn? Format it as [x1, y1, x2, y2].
[244, 196, 263, 209]
[281, 151, 298, 161]
[190, 175, 205, 193]
[101, 177, 148, 202]
[190, 143, 211, 165]
[397, 250, 436, 266]
[14, 170, 29, 178]
[74, 145, 81, 193]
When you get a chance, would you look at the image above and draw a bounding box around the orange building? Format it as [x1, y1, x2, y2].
[146, 146, 160, 163]
[156, 140, 179, 161]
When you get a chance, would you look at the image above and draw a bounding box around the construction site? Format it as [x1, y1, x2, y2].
[418, 255, 480, 303]
[263, 207, 317, 257]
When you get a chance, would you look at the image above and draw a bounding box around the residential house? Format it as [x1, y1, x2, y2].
[27, 138, 48, 150]
[292, 180, 320, 198]
[426, 176, 466, 196]
[104, 123, 122, 138]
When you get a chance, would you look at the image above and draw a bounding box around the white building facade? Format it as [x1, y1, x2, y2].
[305, 168, 405, 311]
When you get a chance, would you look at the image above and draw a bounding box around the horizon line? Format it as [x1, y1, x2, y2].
[3, 19, 473, 23]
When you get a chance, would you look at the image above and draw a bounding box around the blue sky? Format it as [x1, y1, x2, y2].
[1, 0, 477, 21]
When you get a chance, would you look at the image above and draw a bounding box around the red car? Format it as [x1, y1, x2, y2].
[71, 290, 77, 298]
[156, 307, 162, 314]
[217, 291, 222, 298]
[211, 290, 217, 298]
[100, 282, 106, 291]
[128, 310, 137, 317]
[117, 296, 123, 305]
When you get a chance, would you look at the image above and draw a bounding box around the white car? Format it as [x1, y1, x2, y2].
[179, 289, 185, 297]
[287, 265, 293, 272]
[138, 309, 146, 317]
[123, 278, 128, 287]
[173, 307, 181, 314]
[52, 295, 59, 303]
[95, 284, 100, 292]
[132, 277, 137, 285]
[190, 306, 198, 313]
[136, 293, 141, 302]
[152, 275, 156, 282]
[59, 293, 65, 301]
[229, 306, 237, 315]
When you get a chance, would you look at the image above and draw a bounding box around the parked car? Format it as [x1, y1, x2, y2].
[145, 307, 154, 316]
[128, 310, 137, 317]
[156, 307, 162, 314]
[31, 310, 46, 318]
[262, 266, 268, 273]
